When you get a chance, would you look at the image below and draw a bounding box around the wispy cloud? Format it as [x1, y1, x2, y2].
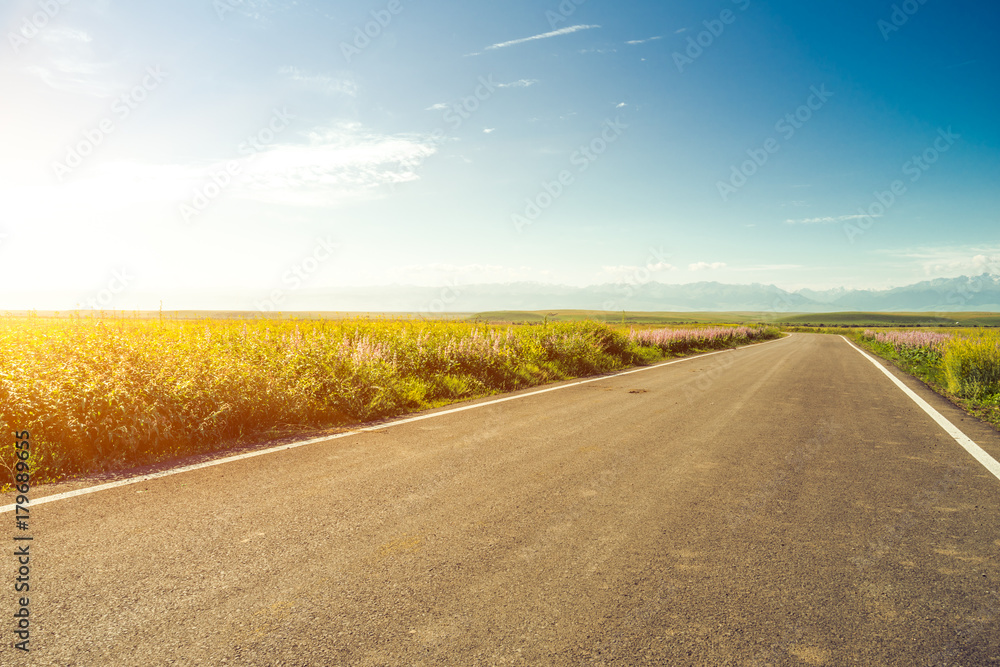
[626, 36, 662, 45]
[425, 103, 449, 111]
[496, 79, 539, 88]
[214, 0, 296, 22]
[24, 25, 118, 97]
[279, 67, 357, 97]
[784, 214, 879, 225]
[483, 128, 495, 134]
[234, 121, 438, 206]
[880, 245, 1000, 277]
[689, 262, 727, 271]
[467, 25, 601, 56]
[935, 59, 978, 72]
[2, 121, 439, 214]
[41, 27, 94, 44]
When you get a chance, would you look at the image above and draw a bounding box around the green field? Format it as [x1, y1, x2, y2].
[775, 312, 1000, 327]
[473, 310, 1000, 327]
[471, 310, 789, 325]
[8, 309, 1000, 327]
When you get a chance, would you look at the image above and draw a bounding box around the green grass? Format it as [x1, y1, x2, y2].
[471, 310, 788, 325]
[776, 312, 1000, 327]
[943, 335, 1000, 401]
[12, 309, 1000, 328]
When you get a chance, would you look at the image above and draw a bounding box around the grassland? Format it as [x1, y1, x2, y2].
[477, 310, 1000, 327]
[471, 310, 784, 325]
[776, 312, 1000, 327]
[0, 317, 778, 485]
[847, 327, 1000, 431]
[9, 308, 1000, 327]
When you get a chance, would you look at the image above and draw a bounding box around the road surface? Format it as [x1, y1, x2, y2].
[3, 333, 999, 665]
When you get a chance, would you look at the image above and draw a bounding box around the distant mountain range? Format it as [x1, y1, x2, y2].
[285, 273, 1000, 314]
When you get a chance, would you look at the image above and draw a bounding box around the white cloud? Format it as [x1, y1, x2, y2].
[876, 245, 1000, 278]
[626, 36, 662, 45]
[425, 80, 535, 114]
[616, 102, 627, 108]
[0, 121, 440, 215]
[279, 67, 357, 97]
[483, 128, 495, 134]
[496, 79, 539, 88]
[925, 254, 998, 276]
[468, 25, 601, 55]
[689, 262, 727, 271]
[40, 27, 93, 44]
[23, 25, 116, 97]
[784, 214, 879, 225]
[234, 121, 438, 206]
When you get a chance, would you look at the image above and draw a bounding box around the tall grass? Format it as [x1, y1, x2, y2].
[859, 328, 1000, 403]
[943, 335, 1000, 400]
[629, 325, 779, 354]
[861, 329, 953, 365]
[0, 318, 778, 483]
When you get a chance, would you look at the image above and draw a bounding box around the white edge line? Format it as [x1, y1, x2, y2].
[1, 333, 792, 513]
[841, 335, 1000, 482]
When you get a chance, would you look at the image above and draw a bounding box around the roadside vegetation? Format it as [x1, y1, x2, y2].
[0, 316, 779, 484]
[851, 328, 1000, 430]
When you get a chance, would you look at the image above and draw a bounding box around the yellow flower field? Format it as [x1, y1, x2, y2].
[0, 316, 778, 483]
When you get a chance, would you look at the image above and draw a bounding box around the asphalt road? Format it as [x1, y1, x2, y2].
[3, 333, 999, 665]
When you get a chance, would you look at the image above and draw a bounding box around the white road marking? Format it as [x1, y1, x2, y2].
[842, 335, 1000, 482]
[1, 334, 791, 513]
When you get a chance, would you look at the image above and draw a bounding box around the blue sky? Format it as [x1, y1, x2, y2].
[2, 0, 998, 311]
